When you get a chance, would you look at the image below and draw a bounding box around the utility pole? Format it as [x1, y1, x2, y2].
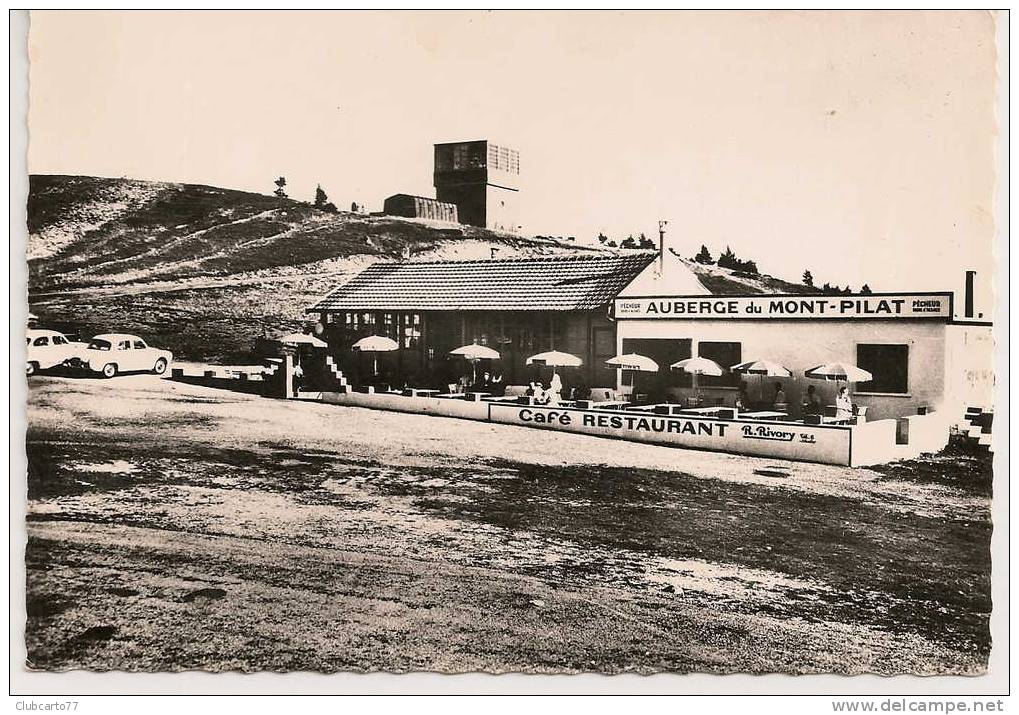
[658, 220, 668, 276]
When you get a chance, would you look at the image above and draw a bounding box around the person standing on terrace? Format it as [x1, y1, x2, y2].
[835, 386, 854, 423]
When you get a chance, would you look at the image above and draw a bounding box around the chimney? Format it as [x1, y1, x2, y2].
[490, 247, 500, 260]
[964, 270, 976, 318]
[658, 220, 668, 276]
[401, 245, 411, 260]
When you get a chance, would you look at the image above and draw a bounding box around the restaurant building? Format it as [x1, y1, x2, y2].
[611, 289, 993, 424]
[306, 250, 993, 457]
[307, 252, 685, 387]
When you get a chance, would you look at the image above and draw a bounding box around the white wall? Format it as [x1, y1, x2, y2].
[943, 324, 995, 418]
[615, 318, 947, 422]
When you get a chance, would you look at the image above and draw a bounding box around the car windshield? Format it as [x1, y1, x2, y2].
[53, 335, 68, 345]
[88, 339, 112, 351]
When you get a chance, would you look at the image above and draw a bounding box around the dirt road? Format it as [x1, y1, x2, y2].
[23, 376, 991, 673]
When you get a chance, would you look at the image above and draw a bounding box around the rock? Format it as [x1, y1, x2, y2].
[183, 587, 227, 603]
[77, 625, 116, 642]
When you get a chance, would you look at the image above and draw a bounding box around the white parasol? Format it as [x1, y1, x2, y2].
[351, 335, 399, 376]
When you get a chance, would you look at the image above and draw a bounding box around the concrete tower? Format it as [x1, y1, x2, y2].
[433, 140, 520, 232]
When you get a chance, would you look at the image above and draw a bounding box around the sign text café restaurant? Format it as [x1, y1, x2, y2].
[305, 251, 993, 467]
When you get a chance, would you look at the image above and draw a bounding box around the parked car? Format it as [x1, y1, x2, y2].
[72, 333, 173, 378]
[26, 329, 88, 375]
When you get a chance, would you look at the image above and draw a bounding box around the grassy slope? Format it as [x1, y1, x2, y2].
[26, 175, 820, 361]
[27, 175, 583, 291]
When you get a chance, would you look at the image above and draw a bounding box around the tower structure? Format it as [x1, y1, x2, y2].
[433, 140, 520, 232]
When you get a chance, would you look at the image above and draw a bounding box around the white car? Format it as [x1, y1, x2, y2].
[75, 333, 173, 378]
[26, 328, 88, 375]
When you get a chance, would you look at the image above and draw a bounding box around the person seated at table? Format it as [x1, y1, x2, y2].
[771, 382, 788, 412]
[531, 382, 549, 405]
[734, 386, 750, 413]
[471, 371, 491, 392]
[490, 370, 505, 396]
[834, 386, 854, 423]
[802, 384, 822, 415]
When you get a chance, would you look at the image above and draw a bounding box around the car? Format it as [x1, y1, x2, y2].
[26, 328, 88, 375]
[73, 333, 173, 378]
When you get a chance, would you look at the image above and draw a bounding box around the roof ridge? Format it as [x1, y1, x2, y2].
[361, 252, 656, 268]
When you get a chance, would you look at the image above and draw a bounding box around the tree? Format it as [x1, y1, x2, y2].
[597, 232, 609, 245]
[802, 270, 814, 287]
[638, 232, 655, 249]
[717, 246, 738, 270]
[314, 184, 329, 208]
[694, 245, 715, 265]
[860, 284, 872, 294]
[273, 176, 288, 198]
[739, 260, 759, 276]
[621, 234, 638, 249]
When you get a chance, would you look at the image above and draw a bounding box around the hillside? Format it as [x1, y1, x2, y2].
[26, 176, 603, 361]
[26, 175, 818, 362]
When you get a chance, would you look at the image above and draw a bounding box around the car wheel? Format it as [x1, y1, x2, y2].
[26, 362, 38, 376]
[152, 358, 168, 375]
[102, 363, 118, 379]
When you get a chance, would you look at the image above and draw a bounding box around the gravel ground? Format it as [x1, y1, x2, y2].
[22, 375, 992, 674]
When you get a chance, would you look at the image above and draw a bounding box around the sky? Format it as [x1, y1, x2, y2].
[27, 10, 1000, 295]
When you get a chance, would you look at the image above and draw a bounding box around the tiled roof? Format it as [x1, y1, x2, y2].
[309, 253, 658, 312]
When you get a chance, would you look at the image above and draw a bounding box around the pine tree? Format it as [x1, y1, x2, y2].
[860, 284, 872, 294]
[802, 270, 814, 287]
[638, 232, 655, 249]
[597, 232, 609, 245]
[314, 184, 329, 208]
[621, 234, 638, 249]
[694, 245, 715, 265]
[273, 176, 288, 198]
[718, 246, 738, 270]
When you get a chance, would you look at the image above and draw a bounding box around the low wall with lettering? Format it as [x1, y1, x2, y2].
[488, 404, 853, 465]
[311, 393, 933, 467]
[319, 391, 491, 421]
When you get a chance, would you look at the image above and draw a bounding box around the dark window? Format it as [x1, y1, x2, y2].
[698, 341, 742, 387]
[856, 344, 909, 394]
[118, 341, 132, 350]
[133, 340, 147, 350]
[53, 335, 68, 345]
[33, 337, 49, 346]
[621, 338, 693, 391]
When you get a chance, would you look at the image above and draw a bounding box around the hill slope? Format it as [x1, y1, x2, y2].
[26, 176, 605, 360]
[28, 175, 600, 291]
[26, 175, 817, 361]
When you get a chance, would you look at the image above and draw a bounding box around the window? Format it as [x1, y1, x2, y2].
[622, 338, 693, 389]
[697, 341, 742, 388]
[53, 335, 68, 345]
[33, 336, 49, 346]
[118, 341, 131, 350]
[88, 339, 112, 351]
[856, 344, 909, 394]
[133, 340, 147, 350]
